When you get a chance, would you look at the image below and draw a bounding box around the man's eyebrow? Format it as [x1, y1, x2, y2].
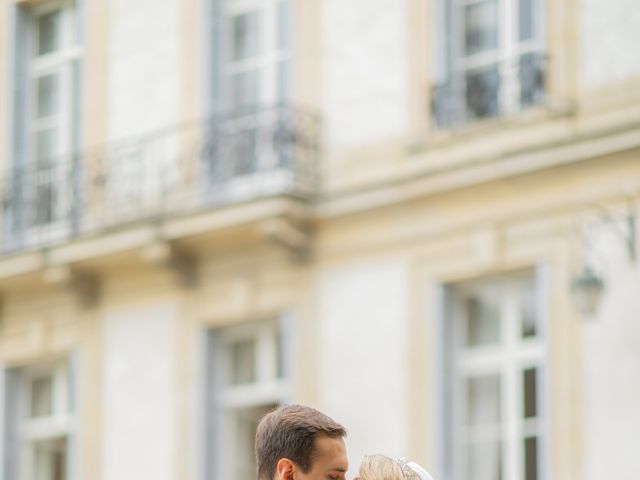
[329, 467, 348, 473]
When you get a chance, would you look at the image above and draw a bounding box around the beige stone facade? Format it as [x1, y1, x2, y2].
[1, 1, 640, 480]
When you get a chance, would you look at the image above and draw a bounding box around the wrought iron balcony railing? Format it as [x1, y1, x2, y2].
[431, 52, 547, 129]
[2, 104, 320, 253]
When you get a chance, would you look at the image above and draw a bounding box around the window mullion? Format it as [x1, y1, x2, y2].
[500, 0, 518, 114]
[257, 323, 276, 383]
[504, 291, 521, 480]
[54, 363, 66, 422]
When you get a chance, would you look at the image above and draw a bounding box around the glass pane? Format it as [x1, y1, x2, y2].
[464, 0, 498, 56]
[524, 437, 538, 480]
[37, 74, 60, 118]
[231, 12, 259, 61]
[277, 1, 290, 50]
[230, 127, 257, 175]
[30, 376, 54, 418]
[465, 65, 500, 120]
[275, 329, 284, 379]
[36, 129, 59, 167]
[465, 296, 500, 346]
[519, 0, 535, 42]
[466, 374, 501, 425]
[466, 441, 502, 480]
[34, 437, 66, 480]
[37, 10, 61, 56]
[35, 183, 56, 225]
[230, 339, 256, 385]
[521, 287, 537, 338]
[519, 53, 545, 107]
[277, 60, 290, 101]
[233, 405, 277, 480]
[523, 367, 538, 418]
[232, 70, 259, 108]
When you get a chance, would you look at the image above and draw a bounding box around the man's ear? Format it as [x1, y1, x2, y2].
[276, 458, 296, 480]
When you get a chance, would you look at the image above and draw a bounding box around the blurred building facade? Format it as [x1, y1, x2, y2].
[1, 1, 640, 480]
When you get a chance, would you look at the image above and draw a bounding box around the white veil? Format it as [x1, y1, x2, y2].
[395, 457, 435, 480]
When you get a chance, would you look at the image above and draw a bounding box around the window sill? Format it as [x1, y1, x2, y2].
[409, 98, 576, 154]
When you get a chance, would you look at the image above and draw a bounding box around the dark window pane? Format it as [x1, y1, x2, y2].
[229, 127, 257, 176]
[37, 10, 60, 56]
[277, 1, 290, 50]
[464, 1, 498, 56]
[35, 183, 56, 225]
[521, 288, 537, 338]
[30, 376, 54, 418]
[466, 374, 501, 425]
[466, 296, 500, 346]
[230, 339, 256, 385]
[465, 65, 500, 120]
[278, 60, 290, 101]
[34, 437, 67, 480]
[231, 70, 259, 108]
[275, 329, 284, 379]
[36, 128, 59, 167]
[519, 0, 535, 42]
[524, 437, 538, 480]
[37, 74, 60, 118]
[231, 11, 259, 61]
[519, 53, 545, 107]
[523, 367, 537, 418]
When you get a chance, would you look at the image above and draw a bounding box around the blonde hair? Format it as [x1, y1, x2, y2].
[358, 455, 422, 480]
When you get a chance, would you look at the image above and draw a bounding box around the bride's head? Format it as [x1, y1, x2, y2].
[357, 455, 433, 480]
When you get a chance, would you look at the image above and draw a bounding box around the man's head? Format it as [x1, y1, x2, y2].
[255, 404, 348, 480]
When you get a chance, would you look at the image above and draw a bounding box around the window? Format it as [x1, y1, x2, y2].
[2, 360, 76, 480]
[7, 0, 81, 247]
[431, 0, 545, 128]
[212, 0, 291, 111]
[444, 272, 546, 480]
[206, 319, 290, 480]
[203, 0, 293, 196]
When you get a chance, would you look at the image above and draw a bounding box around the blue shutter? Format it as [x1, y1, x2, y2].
[1, 369, 20, 480]
[6, 5, 30, 245]
[67, 353, 79, 480]
[10, 6, 29, 170]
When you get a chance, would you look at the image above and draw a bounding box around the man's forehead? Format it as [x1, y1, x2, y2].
[314, 435, 348, 470]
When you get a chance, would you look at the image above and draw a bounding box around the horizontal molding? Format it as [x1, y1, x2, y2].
[318, 122, 640, 218]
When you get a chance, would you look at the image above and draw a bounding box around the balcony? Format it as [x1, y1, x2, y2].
[431, 52, 547, 129]
[1, 104, 320, 254]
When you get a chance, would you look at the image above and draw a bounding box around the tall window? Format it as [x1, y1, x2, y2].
[207, 319, 290, 480]
[445, 272, 546, 480]
[212, 0, 291, 111]
[431, 0, 545, 127]
[203, 0, 294, 199]
[2, 361, 75, 480]
[8, 0, 81, 246]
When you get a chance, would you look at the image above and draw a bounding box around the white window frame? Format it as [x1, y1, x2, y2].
[444, 271, 548, 480]
[218, 0, 291, 111]
[201, 0, 295, 203]
[433, 0, 545, 125]
[12, 0, 82, 247]
[1, 360, 75, 480]
[206, 317, 292, 480]
[456, 0, 544, 110]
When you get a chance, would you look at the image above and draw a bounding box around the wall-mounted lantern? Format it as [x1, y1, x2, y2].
[571, 197, 637, 318]
[570, 265, 605, 317]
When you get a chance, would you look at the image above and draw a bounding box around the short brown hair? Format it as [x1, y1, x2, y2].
[255, 404, 346, 480]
